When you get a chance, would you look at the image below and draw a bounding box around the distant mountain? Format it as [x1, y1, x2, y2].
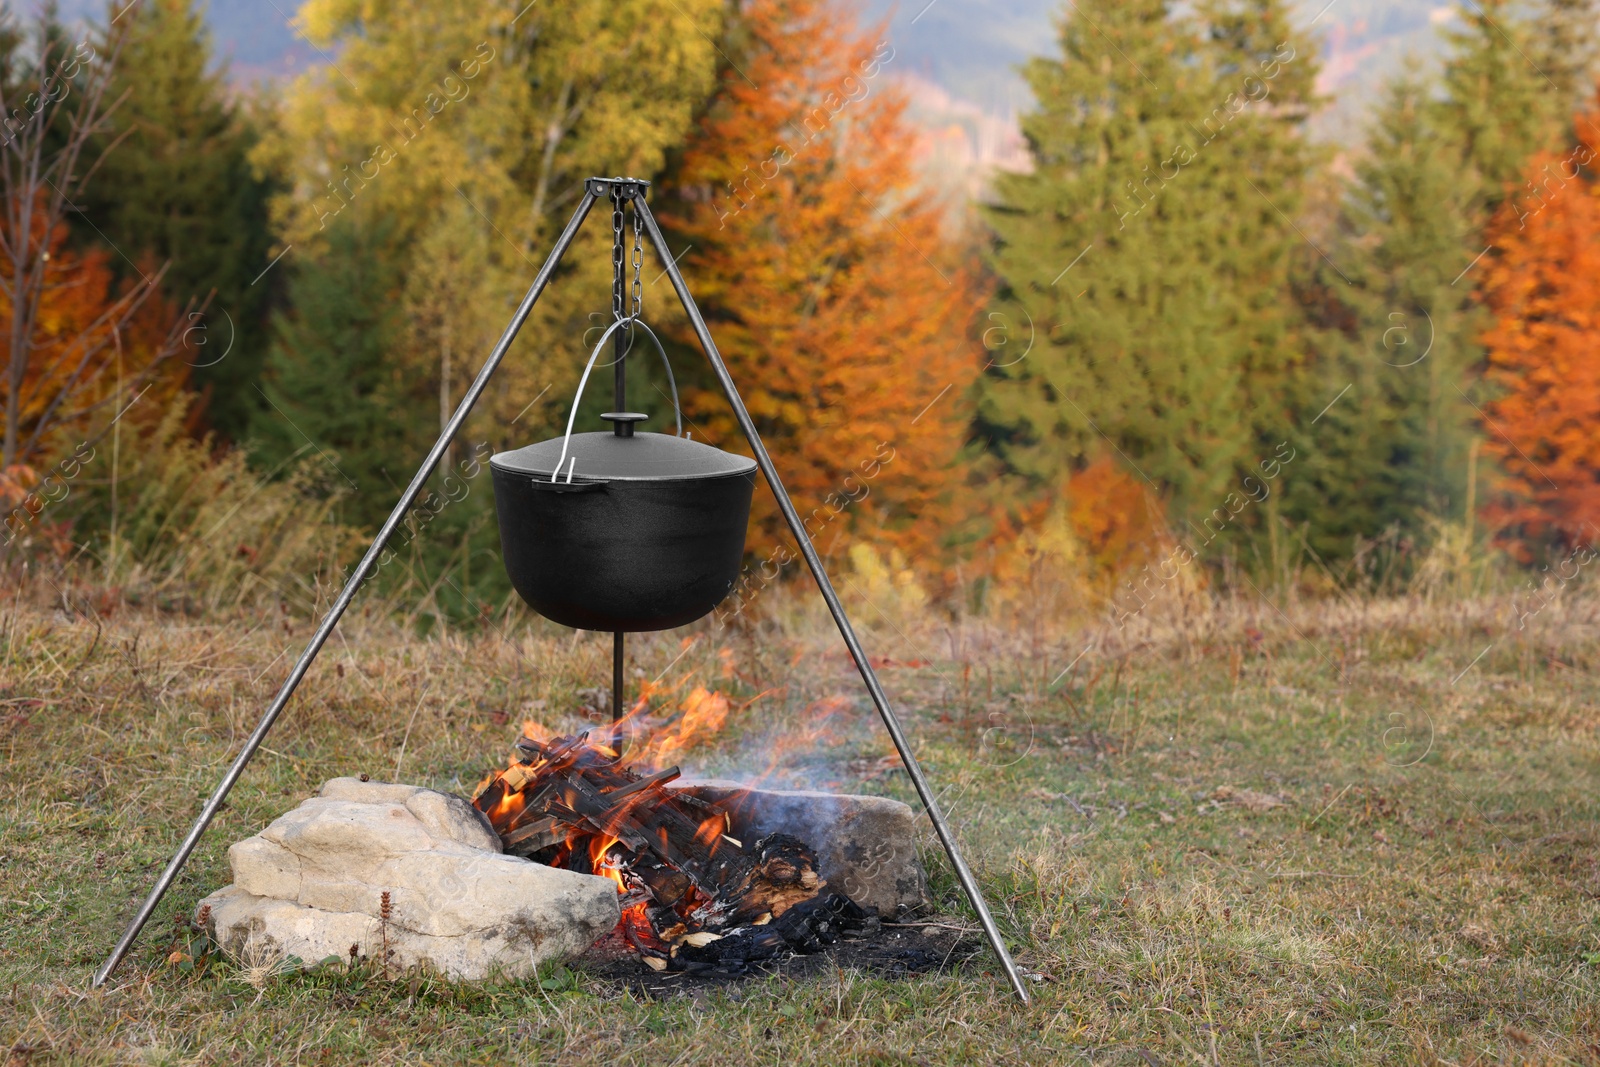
[38, 0, 1462, 164]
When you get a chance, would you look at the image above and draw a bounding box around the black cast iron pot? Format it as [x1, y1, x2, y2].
[490, 320, 757, 632]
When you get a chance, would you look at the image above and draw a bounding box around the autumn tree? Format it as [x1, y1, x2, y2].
[256, 0, 727, 455]
[659, 0, 983, 569]
[250, 0, 725, 615]
[1477, 110, 1600, 554]
[0, 9, 188, 517]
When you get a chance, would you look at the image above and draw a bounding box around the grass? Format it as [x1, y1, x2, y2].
[1, 575, 1598, 1065]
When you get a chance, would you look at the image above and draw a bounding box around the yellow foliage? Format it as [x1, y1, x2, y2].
[259, 0, 727, 442]
[983, 505, 1093, 619]
[846, 543, 929, 617]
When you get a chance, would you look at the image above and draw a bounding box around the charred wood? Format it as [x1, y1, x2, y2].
[474, 731, 876, 975]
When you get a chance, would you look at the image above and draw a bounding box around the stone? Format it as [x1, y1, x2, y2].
[229, 837, 299, 901]
[313, 777, 502, 851]
[401, 788, 501, 851]
[672, 780, 929, 918]
[201, 780, 619, 980]
[317, 777, 423, 806]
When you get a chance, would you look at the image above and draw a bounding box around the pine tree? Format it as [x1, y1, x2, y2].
[1283, 73, 1484, 557]
[1281, 0, 1589, 558]
[979, 0, 1320, 532]
[1436, 0, 1574, 214]
[659, 0, 983, 567]
[79, 0, 275, 441]
[1534, 0, 1600, 109]
[251, 219, 417, 531]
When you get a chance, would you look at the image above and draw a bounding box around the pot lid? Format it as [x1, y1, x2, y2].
[491, 430, 757, 482]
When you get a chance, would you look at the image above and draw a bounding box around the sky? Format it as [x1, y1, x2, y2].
[858, 0, 1458, 106]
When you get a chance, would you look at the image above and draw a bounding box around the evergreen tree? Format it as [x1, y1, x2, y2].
[1283, 74, 1484, 557]
[1534, 0, 1600, 109]
[79, 0, 275, 441]
[251, 219, 418, 531]
[1436, 0, 1575, 211]
[979, 0, 1319, 531]
[1281, 0, 1589, 558]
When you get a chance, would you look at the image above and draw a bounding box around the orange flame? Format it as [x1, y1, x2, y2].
[637, 686, 730, 767]
[589, 836, 627, 894]
[694, 812, 728, 854]
[595, 644, 769, 772]
[488, 785, 524, 824]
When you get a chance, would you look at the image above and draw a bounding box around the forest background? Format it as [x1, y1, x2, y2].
[3, 0, 1599, 630]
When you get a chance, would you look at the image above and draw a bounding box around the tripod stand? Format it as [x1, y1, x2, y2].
[93, 177, 1030, 1005]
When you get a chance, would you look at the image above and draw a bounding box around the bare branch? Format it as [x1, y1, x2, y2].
[1, 17, 176, 471]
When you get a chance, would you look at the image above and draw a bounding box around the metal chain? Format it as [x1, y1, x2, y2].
[611, 188, 626, 323]
[630, 198, 643, 319]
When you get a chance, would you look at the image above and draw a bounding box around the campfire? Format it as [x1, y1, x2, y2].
[471, 721, 877, 976]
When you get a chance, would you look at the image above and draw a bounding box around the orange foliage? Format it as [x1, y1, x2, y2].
[0, 220, 183, 464]
[1479, 109, 1600, 555]
[981, 454, 1167, 602]
[0, 217, 183, 551]
[1065, 455, 1166, 575]
[662, 0, 983, 569]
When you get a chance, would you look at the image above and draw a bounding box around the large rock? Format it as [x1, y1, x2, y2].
[200, 778, 619, 979]
[672, 780, 929, 918]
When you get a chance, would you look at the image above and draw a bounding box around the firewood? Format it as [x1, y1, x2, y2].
[636, 863, 692, 908]
[720, 834, 826, 924]
[497, 762, 541, 794]
[501, 816, 564, 854]
[472, 731, 877, 977]
[600, 766, 681, 800]
[681, 931, 722, 948]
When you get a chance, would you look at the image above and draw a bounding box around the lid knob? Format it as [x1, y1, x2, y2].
[600, 411, 649, 438]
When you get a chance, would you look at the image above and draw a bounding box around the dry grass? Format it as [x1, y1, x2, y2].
[1, 575, 1598, 1065]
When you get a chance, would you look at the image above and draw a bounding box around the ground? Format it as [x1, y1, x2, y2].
[1, 582, 1597, 1065]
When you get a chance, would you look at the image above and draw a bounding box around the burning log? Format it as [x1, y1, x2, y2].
[711, 833, 823, 926]
[472, 730, 877, 973]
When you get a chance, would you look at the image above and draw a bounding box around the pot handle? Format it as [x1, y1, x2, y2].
[525, 477, 609, 494]
[554, 316, 683, 482]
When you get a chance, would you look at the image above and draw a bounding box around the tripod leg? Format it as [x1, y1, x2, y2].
[632, 198, 1031, 1004]
[612, 630, 627, 754]
[91, 192, 601, 989]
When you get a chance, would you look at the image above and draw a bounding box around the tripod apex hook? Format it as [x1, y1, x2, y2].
[585, 176, 651, 200]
